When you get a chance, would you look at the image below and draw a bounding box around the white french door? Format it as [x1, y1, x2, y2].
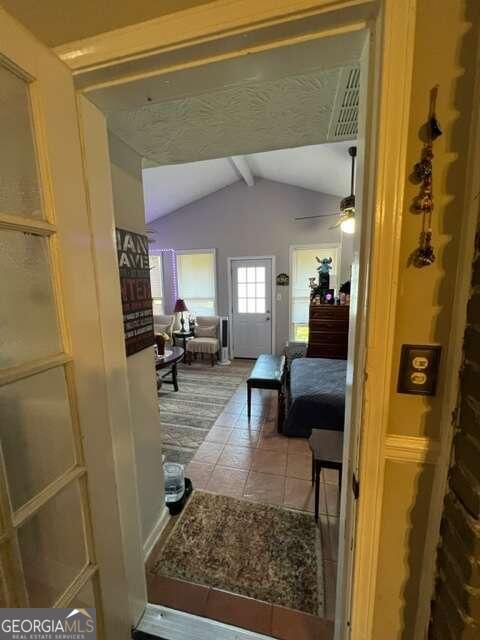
[231, 258, 273, 358]
[0, 8, 133, 637]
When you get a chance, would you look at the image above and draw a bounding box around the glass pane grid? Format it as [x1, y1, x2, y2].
[237, 266, 266, 314]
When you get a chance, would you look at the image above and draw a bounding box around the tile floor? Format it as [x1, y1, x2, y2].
[186, 382, 341, 527]
[149, 363, 339, 639]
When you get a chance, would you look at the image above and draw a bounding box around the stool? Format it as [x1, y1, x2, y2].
[309, 429, 343, 522]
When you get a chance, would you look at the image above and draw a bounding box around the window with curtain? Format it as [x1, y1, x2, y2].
[149, 254, 164, 317]
[176, 250, 216, 317]
[290, 245, 340, 342]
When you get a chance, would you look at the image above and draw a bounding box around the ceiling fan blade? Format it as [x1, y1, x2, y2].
[329, 213, 351, 230]
[329, 219, 343, 230]
[294, 213, 339, 221]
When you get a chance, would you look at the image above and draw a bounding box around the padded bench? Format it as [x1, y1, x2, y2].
[247, 354, 285, 432]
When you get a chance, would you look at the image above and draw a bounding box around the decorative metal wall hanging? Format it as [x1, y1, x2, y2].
[276, 273, 289, 286]
[411, 85, 443, 267]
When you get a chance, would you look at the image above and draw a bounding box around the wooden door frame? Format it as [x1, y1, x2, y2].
[56, 1, 434, 638]
[227, 255, 276, 358]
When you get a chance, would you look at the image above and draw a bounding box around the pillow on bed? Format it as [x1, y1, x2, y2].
[195, 325, 217, 338]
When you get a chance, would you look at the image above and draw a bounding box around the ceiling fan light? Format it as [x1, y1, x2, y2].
[340, 215, 355, 234]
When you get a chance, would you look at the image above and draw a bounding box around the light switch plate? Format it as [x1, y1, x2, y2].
[397, 344, 442, 396]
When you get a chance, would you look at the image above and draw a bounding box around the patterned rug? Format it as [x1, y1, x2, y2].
[159, 362, 249, 465]
[153, 491, 323, 616]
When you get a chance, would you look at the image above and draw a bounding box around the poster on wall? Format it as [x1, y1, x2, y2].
[116, 227, 155, 356]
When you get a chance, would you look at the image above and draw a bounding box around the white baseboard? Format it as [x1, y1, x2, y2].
[143, 506, 170, 561]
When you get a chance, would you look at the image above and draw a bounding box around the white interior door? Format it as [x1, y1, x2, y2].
[0, 8, 134, 636]
[231, 258, 272, 358]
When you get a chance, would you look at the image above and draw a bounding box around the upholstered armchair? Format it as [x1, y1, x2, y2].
[154, 314, 175, 345]
[186, 316, 220, 366]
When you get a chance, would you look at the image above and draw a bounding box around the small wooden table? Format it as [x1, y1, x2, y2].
[309, 429, 343, 522]
[173, 330, 194, 352]
[155, 346, 184, 392]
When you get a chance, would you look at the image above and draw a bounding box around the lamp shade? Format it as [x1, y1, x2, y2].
[174, 298, 188, 313]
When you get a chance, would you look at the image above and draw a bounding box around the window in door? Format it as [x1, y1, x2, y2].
[176, 250, 216, 316]
[149, 254, 164, 316]
[290, 245, 340, 341]
[237, 266, 266, 313]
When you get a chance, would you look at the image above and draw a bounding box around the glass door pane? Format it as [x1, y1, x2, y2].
[0, 230, 61, 368]
[0, 64, 42, 218]
[236, 265, 266, 314]
[18, 482, 88, 607]
[0, 366, 76, 510]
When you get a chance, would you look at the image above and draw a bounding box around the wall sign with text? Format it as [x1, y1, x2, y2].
[116, 228, 155, 356]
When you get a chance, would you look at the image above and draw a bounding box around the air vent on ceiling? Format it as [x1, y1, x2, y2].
[328, 65, 360, 140]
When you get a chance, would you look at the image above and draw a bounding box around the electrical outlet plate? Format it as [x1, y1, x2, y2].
[397, 344, 442, 396]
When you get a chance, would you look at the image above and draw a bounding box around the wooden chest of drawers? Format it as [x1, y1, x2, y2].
[306, 304, 350, 359]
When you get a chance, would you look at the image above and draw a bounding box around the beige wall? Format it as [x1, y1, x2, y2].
[1, 0, 215, 46]
[373, 1, 480, 637]
[108, 132, 165, 547]
[389, 0, 478, 440]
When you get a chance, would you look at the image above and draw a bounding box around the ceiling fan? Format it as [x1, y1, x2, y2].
[294, 145, 357, 234]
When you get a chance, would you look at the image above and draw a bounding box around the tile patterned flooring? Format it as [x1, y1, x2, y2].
[148, 363, 338, 639]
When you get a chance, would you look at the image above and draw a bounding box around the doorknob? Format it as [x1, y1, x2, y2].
[266, 317, 270, 322]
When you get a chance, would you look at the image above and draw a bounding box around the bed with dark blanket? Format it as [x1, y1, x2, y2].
[283, 357, 347, 438]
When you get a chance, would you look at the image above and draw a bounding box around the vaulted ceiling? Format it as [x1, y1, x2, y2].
[143, 141, 352, 222]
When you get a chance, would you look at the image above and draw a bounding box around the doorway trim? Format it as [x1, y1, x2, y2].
[227, 255, 276, 358]
[66, 1, 421, 638]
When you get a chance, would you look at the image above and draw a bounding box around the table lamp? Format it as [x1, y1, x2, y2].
[174, 298, 188, 332]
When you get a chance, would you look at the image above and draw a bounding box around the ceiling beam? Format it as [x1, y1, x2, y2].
[230, 155, 255, 187]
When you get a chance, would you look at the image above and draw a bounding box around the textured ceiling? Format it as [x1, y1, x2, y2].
[108, 67, 343, 166]
[1, 0, 215, 46]
[142, 142, 352, 223]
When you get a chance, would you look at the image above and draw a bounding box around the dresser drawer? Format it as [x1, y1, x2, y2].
[309, 318, 349, 333]
[309, 330, 348, 345]
[309, 305, 350, 320]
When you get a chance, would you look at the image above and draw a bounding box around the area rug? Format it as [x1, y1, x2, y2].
[152, 491, 323, 616]
[159, 362, 249, 465]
